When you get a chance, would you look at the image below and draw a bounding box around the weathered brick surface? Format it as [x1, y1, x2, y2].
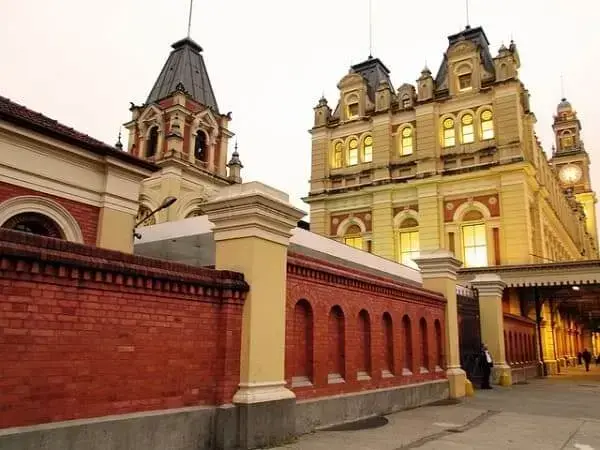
[286, 253, 447, 400]
[0, 181, 99, 245]
[0, 229, 247, 428]
[503, 313, 536, 364]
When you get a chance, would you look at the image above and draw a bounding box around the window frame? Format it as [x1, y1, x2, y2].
[480, 109, 494, 140]
[332, 141, 344, 168]
[362, 135, 373, 163]
[399, 126, 414, 156]
[442, 117, 456, 148]
[461, 222, 488, 268]
[347, 138, 359, 166]
[461, 114, 475, 144]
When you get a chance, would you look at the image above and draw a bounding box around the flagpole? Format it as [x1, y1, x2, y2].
[187, 0, 194, 38]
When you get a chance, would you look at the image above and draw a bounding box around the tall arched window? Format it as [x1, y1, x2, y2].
[461, 114, 475, 144]
[560, 130, 574, 150]
[1, 212, 64, 239]
[402, 315, 413, 374]
[382, 313, 394, 375]
[328, 305, 345, 382]
[146, 126, 159, 158]
[442, 118, 455, 147]
[357, 310, 371, 378]
[420, 318, 429, 371]
[397, 217, 419, 269]
[194, 130, 208, 161]
[332, 142, 343, 168]
[461, 209, 487, 268]
[400, 127, 414, 156]
[343, 224, 363, 250]
[292, 300, 314, 384]
[480, 110, 494, 140]
[347, 138, 359, 166]
[362, 136, 373, 163]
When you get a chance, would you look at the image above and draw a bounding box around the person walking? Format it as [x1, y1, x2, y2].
[577, 351, 583, 366]
[480, 343, 494, 389]
[582, 348, 592, 372]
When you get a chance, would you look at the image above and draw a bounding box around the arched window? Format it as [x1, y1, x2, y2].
[362, 136, 373, 163]
[357, 310, 371, 378]
[343, 224, 363, 250]
[332, 142, 343, 168]
[292, 300, 314, 384]
[442, 118, 455, 147]
[347, 138, 359, 166]
[420, 318, 429, 371]
[382, 313, 394, 375]
[328, 305, 345, 382]
[346, 95, 359, 120]
[397, 217, 419, 269]
[400, 127, 414, 156]
[461, 114, 475, 144]
[402, 315, 413, 374]
[480, 110, 494, 140]
[461, 209, 487, 268]
[194, 130, 208, 161]
[1, 212, 64, 239]
[146, 126, 159, 157]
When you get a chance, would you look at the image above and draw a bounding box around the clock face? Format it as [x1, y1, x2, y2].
[559, 164, 582, 184]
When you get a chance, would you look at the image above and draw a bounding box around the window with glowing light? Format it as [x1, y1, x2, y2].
[461, 114, 475, 144]
[332, 142, 343, 168]
[397, 217, 419, 269]
[343, 224, 363, 250]
[443, 118, 455, 147]
[400, 127, 414, 155]
[480, 110, 494, 140]
[462, 223, 488, 267]
[363, 136, 373, 162]
[348, 138, 359, 166]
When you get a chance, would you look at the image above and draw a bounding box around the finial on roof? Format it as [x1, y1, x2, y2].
[228, 139, 243, 168]
[115, 128, 123, 150]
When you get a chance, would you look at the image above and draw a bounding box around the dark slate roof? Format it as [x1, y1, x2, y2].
[435, 26, 496, 89]
[0, 95, 158, 171]
[146, 38, 219, 113]
[350, 56, 394, 102]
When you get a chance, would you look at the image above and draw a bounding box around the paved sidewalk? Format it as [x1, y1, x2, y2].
[275, 366, 600, 449]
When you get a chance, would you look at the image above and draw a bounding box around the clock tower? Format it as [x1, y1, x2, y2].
[550, 98, 598, 252]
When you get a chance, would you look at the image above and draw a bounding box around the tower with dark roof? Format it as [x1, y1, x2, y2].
[124, 34, 241, 224]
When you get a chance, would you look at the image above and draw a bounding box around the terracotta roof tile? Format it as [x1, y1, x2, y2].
[0, 95, 158, 171]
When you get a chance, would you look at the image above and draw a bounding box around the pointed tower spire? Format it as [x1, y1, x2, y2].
[227, 139, 243, 184]
[115, 128, 123, 150]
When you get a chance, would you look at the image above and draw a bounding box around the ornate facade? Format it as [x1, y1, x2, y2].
[306, 26, 598, 269]
[124, 37, 243, 225]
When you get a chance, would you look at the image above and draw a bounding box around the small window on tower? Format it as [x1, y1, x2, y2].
[560, 132, 574, 150]
[146, 126, 159, 158]
[458, 73, 472, 91]
[346, 95, 360, 120]
[195, 131, 208, 162]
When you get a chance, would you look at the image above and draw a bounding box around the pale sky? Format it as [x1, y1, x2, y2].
[1, 0, 599, 222]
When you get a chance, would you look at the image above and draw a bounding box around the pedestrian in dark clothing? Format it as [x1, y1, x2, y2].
[596, 354, 600, 367]
[577, 352, 583, 365]
[582, 348, 592, 372]
[480, 344, 494, 389]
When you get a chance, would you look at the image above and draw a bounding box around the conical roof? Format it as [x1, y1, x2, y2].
[146, 37, 219, 113]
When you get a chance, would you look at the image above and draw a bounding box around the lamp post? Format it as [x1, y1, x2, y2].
[133, 196, 177, 240]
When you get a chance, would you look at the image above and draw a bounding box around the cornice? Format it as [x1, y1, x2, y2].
[0, 229, 248, 303]
[288, 253, 445, 307]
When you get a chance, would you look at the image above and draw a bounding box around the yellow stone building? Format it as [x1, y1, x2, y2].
[305, 26, 598, 270]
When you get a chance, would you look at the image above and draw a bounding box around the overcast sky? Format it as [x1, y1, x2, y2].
[1, 0, 598, 224]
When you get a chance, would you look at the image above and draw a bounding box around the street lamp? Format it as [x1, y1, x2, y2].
[133, 196, 177, 240]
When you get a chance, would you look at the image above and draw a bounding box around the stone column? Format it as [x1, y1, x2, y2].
[470, 274, 512, 386]
[203, 182, 305, 449]
[415, 250, 466, 399]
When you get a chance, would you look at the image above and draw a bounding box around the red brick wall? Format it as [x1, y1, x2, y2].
[285, 253, 447, 400]
[0, 229, 247, 429]
[503, 314, 536, 365]
[0, 181, 99, 245]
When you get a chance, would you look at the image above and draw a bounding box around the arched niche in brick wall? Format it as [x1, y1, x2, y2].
[402, 315, 413, 375]
[434, 319, 444, 370]
[328, 305, 345, 383]
[357, 310, 372, 379]
[420, 318, 429, 372]
[0, 195, 84, 243]
[291, 299, 314, 387]
[382, 313, 395, 376]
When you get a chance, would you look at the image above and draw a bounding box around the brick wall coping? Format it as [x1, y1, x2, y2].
[288, 252, 445, 306]
[0, 229, 248, 295]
